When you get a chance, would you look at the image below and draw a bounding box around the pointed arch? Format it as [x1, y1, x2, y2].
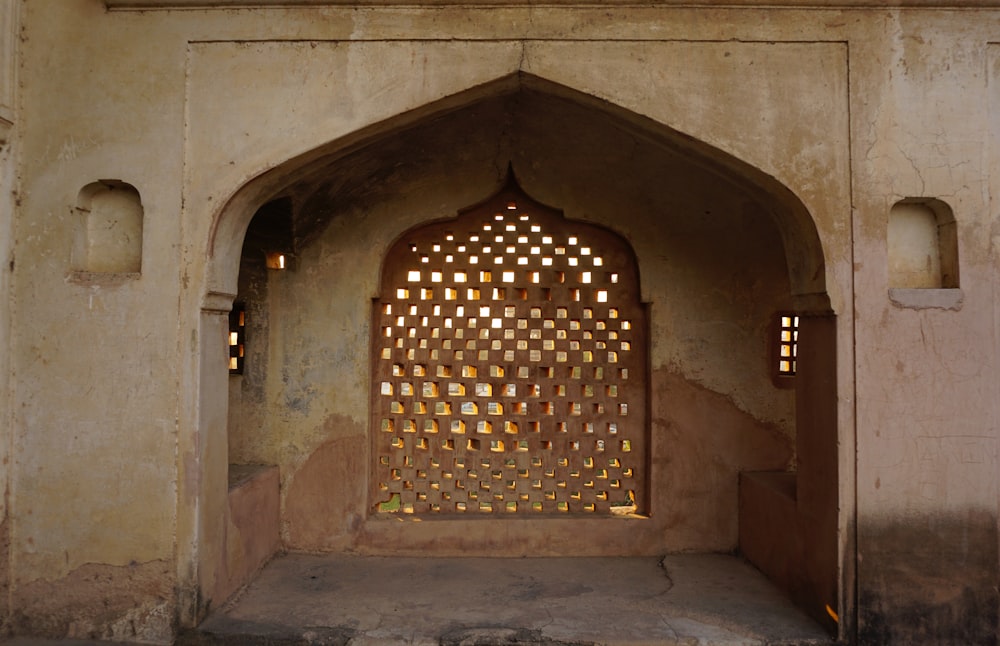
[190, 69, 838, 630]
[206, 72, 828, 307]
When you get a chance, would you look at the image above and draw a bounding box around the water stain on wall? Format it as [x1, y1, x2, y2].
[650, 367, 793, 548]
[285, 417, 366, 551]
[15, 559, 174, 642]
[858, 509, 999, 644]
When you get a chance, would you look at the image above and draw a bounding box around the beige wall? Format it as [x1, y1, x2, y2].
[0, 0, 17, 635]
[849, 13, 1000, 641]
[6, 1, 999, 642]
[11, 1, 180, 639]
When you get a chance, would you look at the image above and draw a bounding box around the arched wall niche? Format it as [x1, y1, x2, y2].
[888, 197, 960, 290]
[73, 179, 144, 274]
[198, 72, 839, 631]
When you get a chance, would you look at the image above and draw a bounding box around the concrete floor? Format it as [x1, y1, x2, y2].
[183, 553, 834, 645]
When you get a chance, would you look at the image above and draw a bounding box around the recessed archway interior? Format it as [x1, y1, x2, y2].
[220, 75, 836, 629]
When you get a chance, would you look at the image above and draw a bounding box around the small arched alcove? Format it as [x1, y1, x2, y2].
[888, 197, 959, 289]
[204, 73, 837, 633]
[72, 180, 143, 274]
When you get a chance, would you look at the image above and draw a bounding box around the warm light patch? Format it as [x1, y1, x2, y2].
[265, 252, 288, 270]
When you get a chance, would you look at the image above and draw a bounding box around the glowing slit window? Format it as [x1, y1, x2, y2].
[777, 313, 800, 377]
[372, 181, 646, 516]
[228, 302, 246, 374]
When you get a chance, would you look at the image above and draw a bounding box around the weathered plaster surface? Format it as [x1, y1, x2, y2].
[15, 0, 181, 572]
[858, 510, 999, 643]
[14, 559, 174, 643]
[848, 13, 1000, 642]
[0, 0, 17, 637]
[0, 0, 14, 126]
[285, 430, 366, 551]
[888, 287, 964, 310]
[651, 370, 793, 548]
[11, 0, 181, 638]
[213, 465, 280, 605]
[7, 1, 1000, 642]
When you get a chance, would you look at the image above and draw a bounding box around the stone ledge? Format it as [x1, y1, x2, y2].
[888, 287, 964, 311]
[66, 271, 142, 287]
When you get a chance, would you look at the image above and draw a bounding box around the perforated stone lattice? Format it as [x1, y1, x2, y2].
[372, 183, 647, 515]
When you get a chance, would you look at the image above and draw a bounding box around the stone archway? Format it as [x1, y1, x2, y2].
[196, 72, 837, 631]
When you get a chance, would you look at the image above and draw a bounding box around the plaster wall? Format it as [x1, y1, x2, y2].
[848, 13, 1000, 642]
[6, 1, 1000, 642]
[11, 1, 182, 639]
[0, 0, 18, 635]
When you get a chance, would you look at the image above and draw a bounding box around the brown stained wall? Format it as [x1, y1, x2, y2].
[228, 91, 796, 554]
[13, 560, 174, 642]
[285, 431, 366, 551]
[212, 466, 281, 605]
[0, 514, 9, 636]
[792, 315, 839, 627]
[739, 314, 838, 630]
[858, 510, 999, 643]
[652, 370, 793, 547]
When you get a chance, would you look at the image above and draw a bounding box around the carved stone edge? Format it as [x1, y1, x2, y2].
[203, 290, 238, 314]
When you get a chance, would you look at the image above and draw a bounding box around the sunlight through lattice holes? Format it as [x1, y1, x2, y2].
[372, 178, 647, 516]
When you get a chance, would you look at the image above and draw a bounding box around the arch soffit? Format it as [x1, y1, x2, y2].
[206, 72, 828, 305]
